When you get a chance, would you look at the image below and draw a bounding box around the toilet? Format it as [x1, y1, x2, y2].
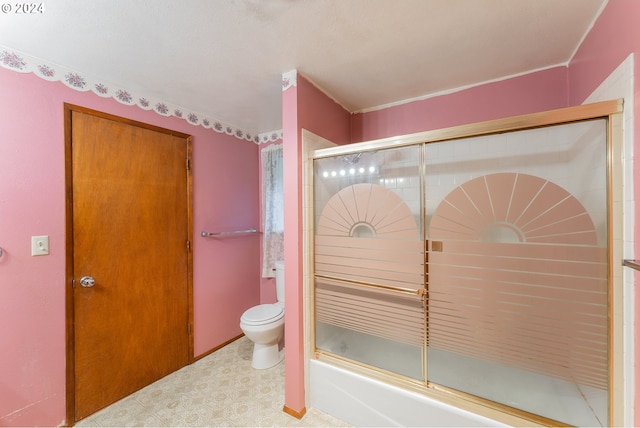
[240, 260, 285, 369]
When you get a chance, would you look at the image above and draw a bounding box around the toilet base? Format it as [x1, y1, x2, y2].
[252, 343, 284, 369]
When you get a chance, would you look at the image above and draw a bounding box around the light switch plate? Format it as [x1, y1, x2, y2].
[31, 235, 49, 256]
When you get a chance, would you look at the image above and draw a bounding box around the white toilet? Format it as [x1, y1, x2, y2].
[240, 260, 285, 369]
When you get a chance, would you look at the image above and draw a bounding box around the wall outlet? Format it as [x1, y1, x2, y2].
[31, 235, 49, 256]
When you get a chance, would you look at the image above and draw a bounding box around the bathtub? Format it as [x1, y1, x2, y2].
[309, 359, 507, 427]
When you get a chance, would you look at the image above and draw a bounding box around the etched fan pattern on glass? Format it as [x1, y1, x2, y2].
[429, 173, 597, 245]
[317, 183, 419, 240]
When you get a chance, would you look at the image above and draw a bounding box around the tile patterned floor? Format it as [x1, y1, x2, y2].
[75, 337, 349, 427]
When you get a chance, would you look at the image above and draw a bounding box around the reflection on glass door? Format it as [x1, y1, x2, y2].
[425, 119, 608, 426]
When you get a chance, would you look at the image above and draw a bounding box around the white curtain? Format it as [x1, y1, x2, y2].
[261, 143, 284, 277]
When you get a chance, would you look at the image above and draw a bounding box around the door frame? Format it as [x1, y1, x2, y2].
[63, 103, 194, 425]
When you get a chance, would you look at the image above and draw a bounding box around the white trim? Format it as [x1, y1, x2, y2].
[354, 63, 569, 114]
[567, 0, 610, 65]
[283, 69, 352, 114]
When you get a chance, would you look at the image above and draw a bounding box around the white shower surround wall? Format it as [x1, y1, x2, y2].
[304, 56, 634, 426]
[581, 53, 635, 427]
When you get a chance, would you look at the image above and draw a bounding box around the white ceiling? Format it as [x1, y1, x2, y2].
[0, 0, 607, 135]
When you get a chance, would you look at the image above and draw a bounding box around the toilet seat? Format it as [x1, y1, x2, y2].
[241, 304, 284, 326]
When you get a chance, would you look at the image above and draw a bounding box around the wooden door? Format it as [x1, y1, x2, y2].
[65, 105, 193, 422]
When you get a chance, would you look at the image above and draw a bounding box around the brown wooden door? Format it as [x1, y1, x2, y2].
[66, 106, 193, 422]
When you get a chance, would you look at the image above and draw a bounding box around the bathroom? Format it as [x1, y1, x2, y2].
[1, 1, 640, 427]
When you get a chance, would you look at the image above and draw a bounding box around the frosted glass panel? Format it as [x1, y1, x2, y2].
[314, 145, 424, 379]
[425, 119, 608, 427]
[315, 278, 424, 379]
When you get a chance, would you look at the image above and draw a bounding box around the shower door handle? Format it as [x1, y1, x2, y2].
[79, 276, 96, 288]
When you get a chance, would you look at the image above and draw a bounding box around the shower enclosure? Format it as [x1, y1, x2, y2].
[310, 102, 623, 427]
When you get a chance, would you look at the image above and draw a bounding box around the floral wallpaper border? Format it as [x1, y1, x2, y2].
[282, 69, 297, 91]
[0, 46, 283, 144]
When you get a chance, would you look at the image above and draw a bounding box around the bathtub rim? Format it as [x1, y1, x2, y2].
[312, 349, 567, 427]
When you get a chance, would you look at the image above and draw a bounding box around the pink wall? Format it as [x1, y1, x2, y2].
[282, 73, 351, 414]
[566, 1, 640, 424]
[352, 66, 568, 142]
[0, 67, 260, 426]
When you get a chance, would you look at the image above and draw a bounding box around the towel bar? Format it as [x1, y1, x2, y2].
[623, 259, 640, 271]
[201, 228, 257, 237]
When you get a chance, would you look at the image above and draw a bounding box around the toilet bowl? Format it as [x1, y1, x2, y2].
[240, 260, 285, 369]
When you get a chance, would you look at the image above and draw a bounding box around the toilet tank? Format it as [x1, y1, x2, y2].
[275, 260, 285, 305]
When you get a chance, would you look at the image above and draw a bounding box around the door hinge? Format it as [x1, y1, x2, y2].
[187, 240, 191, 251]
[72, 278, 75, 288]
[186, 157, 190, 171]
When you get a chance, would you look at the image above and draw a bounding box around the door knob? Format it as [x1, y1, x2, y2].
[79, 276, 95, 288]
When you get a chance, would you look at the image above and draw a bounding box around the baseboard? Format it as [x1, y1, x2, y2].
[192, 333, 244, 362]
[283, 405, 307, 420]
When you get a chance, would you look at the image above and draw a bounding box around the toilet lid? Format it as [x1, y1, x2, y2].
[241, 304, 284, 326]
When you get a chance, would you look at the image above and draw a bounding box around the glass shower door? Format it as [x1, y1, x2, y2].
[313, 145, 425, 380]
[424, 119, 609, 426]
